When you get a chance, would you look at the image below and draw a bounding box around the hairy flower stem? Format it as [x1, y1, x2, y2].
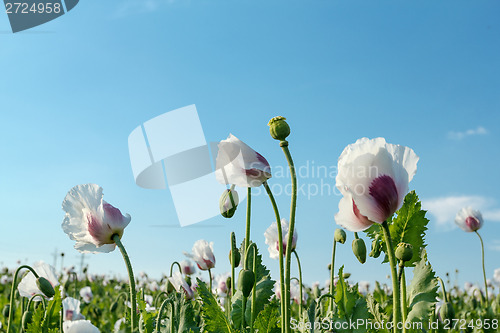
[155, 298, 173, 333]
[474, 231, 489, 306]
[169, 261, 182, 277]
[329, 240, 337, 315]
[245, 187, 252, 255]
[113, 234, 138, 332]
[280, 140, 297, 333]
[292, 250, 304, 315]
[7, 265, 39, 333]
[398, 262, 407, 333]
[208, 269, 213, 295]
[242, 295, 247, 331]
[263, 181, 285, 333]
[230, 232, 236, 314]
[245, 244, 258, 333]
[381, 221, 401, 333]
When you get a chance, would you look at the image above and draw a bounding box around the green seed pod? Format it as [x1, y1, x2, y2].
[226, 276, 232, 294]
[36, 277, 55, 298]
[395, 243, 414, 263]
[109, 302, 118, 312]
[229, 249, 241, 267]
[439, 302, 455, 322]
[343, 273, 351, 279]
[369, 235, 382, 258]
[334, 229, 347, 244]
[3, 304, 11, 318]
[238, 269, 255, 298]
[268, 116, 290, 141]
[352, 238, 367, 264]
[22, 310, 33, 330]
[220, 189, 239, 218]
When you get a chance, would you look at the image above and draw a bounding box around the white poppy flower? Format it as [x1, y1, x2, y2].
[63, 319, 100, 333]
[455, 207, 483, 232]
[215, 134, 271, 187]
[79, 286, 93, 303]
[168, 271, 194, 300]
[264, 218, 297, 260]
[62, 297, 85, 321]
[18, 261, 59, 299]
[184, 239, 216, 270]
[494, 268, 500, 286]
[180, 260, 196, 276]
[335, 137, 418, 229]
[62, 184, 131, 253]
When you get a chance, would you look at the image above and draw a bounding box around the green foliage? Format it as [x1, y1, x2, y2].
[333, 266, 370, 333]
[253, 301, 280, 333]
[197, 279, 233, 333]
[406, 250, 438, 324]
[365, 191, 429, 267]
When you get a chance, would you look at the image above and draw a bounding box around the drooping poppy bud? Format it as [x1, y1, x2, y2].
[22, 310, 33, 330]
[395, 243, 413, 263]
[352, 238, 367, 264]
[334, 228, 347, 244]
[439, 302, 455, 322]
[220, 189, 239, 218]
[36, 277, 55, 298]
[238, 269, 255, 298]
[3, 304, 11, 318]
[268, 116, 290, 141]
[228, 249, 241, 268]
[110, 302, 118, 312]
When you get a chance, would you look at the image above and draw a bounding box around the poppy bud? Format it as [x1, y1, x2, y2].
[166, 280, 175, 293]
[343, 273, 351, 279]
[439, 302, 455, 322]
[220, 189, 239, 218]
[268, 116, 290, 141]
[36, 277, 55, 298]
[22, 310, 32, 330]
[334, 229, 347, 244]
[369, 235, 382, 258]
[229, 249, 241, 267]
[352, 238, 366, 264]
[395, 243, 413, 263]
[226, 276, 232, 293]
[238, 269, 255, 298]
[3, 304, 11, 318]
[109, 302, 118, 312]
[185, 276, 192, 287]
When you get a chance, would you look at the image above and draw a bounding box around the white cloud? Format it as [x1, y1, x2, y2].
[422, 195, 500, 231]
[447, 126, 488, 140]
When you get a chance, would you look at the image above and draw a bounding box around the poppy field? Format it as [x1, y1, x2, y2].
[0, 117, 499, 333]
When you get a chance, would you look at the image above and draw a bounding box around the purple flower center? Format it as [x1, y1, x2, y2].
[369, 175, 399, 221]
[465, 216, 480, 231]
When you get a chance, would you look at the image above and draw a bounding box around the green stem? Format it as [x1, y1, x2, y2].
[280, 141, 297, 333]
[329, 240, 337, 315]
[208, 269, 213, 295]
[381, 221, 401, 333]
[398, 263, 407, 332]
[230, 232, 236, 313]
[70, 272, 78, 299]
[251, 245, 257, 333]
[242, 295, 247, 331]
[292, 250, 303, 315]
[113, 234, 138, 332]
[263, 181, 285, 333]
[155, 298, 172, 333]
[27, 294, 46, 311]
[153, 292, 167, 308]
[245, 187, 252, 255]
[475, 231, 489, 306]
[169, 261, 182, 277]
[7, 265, 40, 333]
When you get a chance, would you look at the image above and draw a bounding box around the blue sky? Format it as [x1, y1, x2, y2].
[1, 0, 499, 291]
